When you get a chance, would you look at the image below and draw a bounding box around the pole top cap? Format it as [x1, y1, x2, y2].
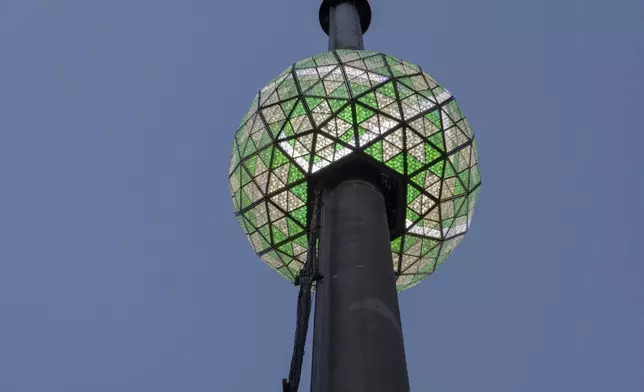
[319, 0, 372, 35]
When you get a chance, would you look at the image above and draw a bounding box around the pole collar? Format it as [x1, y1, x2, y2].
[319, 0, 372, 36]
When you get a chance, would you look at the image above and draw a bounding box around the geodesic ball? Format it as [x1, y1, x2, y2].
[228, 49, 481, 291]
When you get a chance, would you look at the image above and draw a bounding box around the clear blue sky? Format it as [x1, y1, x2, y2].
[1, 0, 643, 391]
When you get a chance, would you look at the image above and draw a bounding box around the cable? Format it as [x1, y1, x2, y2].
[282, 188, 323, 392]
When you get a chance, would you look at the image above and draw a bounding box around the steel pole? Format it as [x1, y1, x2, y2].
[311, 3, 410, 391]
[311, 180, 410, 392]
[328, 1, 364, 50]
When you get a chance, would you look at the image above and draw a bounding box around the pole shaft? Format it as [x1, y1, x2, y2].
[328, 1, 364, 50]
[311, 180, 410, 392]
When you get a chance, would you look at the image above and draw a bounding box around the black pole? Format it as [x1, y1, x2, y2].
[328, 1, 364, 50]
[309, 2, 410, 391]
[311, 180, 410, 392]
[319, 0, 372, 41]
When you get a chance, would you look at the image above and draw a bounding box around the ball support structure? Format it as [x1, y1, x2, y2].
[228, 1, 481, 391]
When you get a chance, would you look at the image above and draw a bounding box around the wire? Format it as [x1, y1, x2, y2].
[282, 188, 323, 392]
